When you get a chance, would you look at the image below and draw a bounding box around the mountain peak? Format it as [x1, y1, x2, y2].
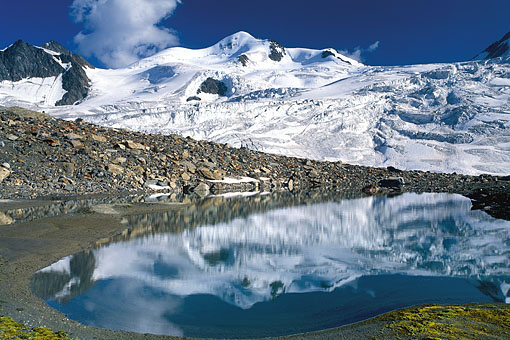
[474, 31, 510, 60]
[0, 39, 93, 105]
[42, 40, 69, 55]
[214, 31, 260, 53]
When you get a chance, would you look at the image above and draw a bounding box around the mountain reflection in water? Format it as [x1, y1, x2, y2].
[32, 192, 510, 338]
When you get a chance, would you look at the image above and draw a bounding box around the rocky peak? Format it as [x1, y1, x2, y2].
[268, 40, 286, 62]
[0, 40, 64, 82]
[474, 32, 510, 60]
[42, 40, 69, 54]
[0, 39, 94, 106]
[43, 40, 95, 69]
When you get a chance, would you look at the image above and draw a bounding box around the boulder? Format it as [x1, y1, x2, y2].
[0, 166, 10, 183]
[91, 134, 107, 143]
[125, 140, 145, 150]
[378, 177, 404, 188]
[107, 164, 124, 175]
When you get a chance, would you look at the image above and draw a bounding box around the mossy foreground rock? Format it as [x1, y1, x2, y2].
[378, 304, 510, 340]
[0, 316, 78, 340]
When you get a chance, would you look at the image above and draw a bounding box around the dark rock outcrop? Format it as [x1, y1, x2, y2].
[56, 55, 91, 106]
[197, 78, 228, 96]
[0, 40, 93, 106]
[474, 32, 510, 59]
[43, 40, 95, 69]
[239, 54, 249, 66]
[268, 40, 286, 62]
[0, 40, 64, 81]
[321, 50, 335, 58]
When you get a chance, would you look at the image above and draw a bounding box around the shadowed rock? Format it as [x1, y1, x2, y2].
[197, 78, 228, 96]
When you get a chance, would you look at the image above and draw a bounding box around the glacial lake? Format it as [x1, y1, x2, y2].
[31, 192, 510, 338]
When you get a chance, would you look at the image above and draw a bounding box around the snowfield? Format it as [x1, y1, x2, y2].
[1, 32, 509, 175]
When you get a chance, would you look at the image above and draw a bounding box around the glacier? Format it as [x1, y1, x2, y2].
[1, 31, 509, 175]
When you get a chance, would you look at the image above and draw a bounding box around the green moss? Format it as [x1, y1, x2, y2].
[380, 304, 510, 340]
[0, 316, 79, 340]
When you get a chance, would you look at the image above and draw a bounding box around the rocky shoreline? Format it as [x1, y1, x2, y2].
[0, 106, 509, 220]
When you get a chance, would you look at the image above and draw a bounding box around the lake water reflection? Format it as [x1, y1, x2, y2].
[32, 192, 510, 338]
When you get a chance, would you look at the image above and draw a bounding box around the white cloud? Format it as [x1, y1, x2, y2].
[339, 40, 380, 62]
[70, 0, 182, 68]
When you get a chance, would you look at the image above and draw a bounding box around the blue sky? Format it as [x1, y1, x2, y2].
[1, 0, 509, 68]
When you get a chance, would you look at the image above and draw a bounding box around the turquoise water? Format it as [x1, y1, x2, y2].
[32, 193, 510, 338]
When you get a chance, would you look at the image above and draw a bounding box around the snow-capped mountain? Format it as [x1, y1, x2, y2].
[474, 31, 510, 59]
[1, 31, 509, 175]
[0, 40, 93, 106]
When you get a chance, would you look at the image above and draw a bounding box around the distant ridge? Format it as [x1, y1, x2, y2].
[474, 31, 510, 59]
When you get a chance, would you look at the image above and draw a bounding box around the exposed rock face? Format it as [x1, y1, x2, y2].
[41, 40, 69, 55]
[0, 40, 93, 106]
[268, 40, 286, 61]
[239, 54, 249, 66]
[197, 78, 228, 96]
[474, 32, 510, 59]
[56, 54, 91, 106]
[321, 50, 335, 58]
[0, 40, 64, 81]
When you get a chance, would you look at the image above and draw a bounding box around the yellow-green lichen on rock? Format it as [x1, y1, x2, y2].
[379, 304, 510, 340]
[0, 316, 78, 340]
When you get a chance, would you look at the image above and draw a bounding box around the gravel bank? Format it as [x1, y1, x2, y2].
[0, 106, 508, 220]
